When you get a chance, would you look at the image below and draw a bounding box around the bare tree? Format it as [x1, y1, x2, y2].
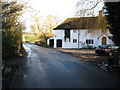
[75, 0, 109, 48]
[76, 0, 104, 17]
[75, 0, 108, 33]
[2, 0, 26, 58]
[31, 14, 61, 46]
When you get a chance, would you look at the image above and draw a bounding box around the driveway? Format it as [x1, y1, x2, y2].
[10, 43, 120, 88]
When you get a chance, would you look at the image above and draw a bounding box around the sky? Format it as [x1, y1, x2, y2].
[21, 0, 104, 32]
[27, 0, 79, 20]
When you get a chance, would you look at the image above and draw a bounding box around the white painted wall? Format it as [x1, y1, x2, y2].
[63, 30, 78, 48]
[48, 29, 113, 48]
[78, 30, 103, 48]
[53, 30, 64, 48]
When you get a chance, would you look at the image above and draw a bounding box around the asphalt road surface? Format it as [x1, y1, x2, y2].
[10, 43, 120, 88]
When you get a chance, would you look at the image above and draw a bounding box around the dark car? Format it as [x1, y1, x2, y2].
[95, 44, 119, 56]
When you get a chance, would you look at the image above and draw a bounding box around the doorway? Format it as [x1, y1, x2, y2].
[49, 39, 54, 47]
[57, 39, 62, 47]
[102, 37, 107, 45]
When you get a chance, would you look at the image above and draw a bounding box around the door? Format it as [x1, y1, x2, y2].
[57, 39, 62, 47]
[102, 37, 107, 45]
[49, 39, 54, 47]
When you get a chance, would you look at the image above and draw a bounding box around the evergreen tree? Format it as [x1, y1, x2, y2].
[104, 2, 120, 45]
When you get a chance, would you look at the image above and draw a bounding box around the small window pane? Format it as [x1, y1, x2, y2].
[91, 40, 94, 44]
[86, 40, 89, 44]
[88, 40, 90, 44]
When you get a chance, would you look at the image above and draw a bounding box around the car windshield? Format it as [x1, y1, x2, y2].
[99, 45, 110, 48]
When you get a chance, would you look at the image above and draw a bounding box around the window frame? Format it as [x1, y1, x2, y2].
[86, 39, 94, 44]
[73, 39, 77, 43]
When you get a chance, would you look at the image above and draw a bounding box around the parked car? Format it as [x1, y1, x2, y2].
[95, 44, 119, 56]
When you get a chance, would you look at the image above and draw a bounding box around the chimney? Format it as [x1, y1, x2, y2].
[98, 10, 103, 18]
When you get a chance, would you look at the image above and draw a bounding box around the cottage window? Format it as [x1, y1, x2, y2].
[86, 39, 94, 44]
[73, 30, 77, 33]
[65, 29, 70, 37]
[73, 39, 77, 43]
[64, 29, 70, 42]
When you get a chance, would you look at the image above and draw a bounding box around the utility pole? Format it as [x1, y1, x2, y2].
[78, 30, 80, 49]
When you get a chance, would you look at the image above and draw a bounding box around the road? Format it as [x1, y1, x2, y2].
[10, 43, 120, 88]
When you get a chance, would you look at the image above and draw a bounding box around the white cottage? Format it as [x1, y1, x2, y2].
[47, 16, 113, 48]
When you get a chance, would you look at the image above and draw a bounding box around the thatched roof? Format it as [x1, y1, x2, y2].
[53, 17, 107, 30]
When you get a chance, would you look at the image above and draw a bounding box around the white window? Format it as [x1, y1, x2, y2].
[86, 39, 94, 44]
[73, 30, 77, 33]
[73, 39, 77, 43]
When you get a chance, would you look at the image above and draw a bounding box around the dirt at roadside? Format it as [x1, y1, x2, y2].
[56, 49, 120, 72]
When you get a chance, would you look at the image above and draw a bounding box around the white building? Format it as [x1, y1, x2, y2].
[47, 15, 113, 48]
